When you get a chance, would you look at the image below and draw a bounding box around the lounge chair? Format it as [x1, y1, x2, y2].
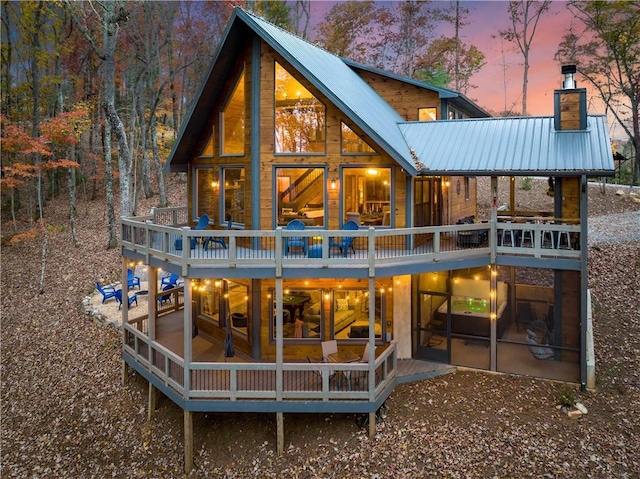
[96, 282, 116, 303]
[127, 269, 140, 290]
[115, 289, 138, 310]
[329, 220, 359, 257]
[174, 214, 210, 251]
[284, 219, 307, 255]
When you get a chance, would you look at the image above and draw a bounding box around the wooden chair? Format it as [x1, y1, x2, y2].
[127, 269, 140, 290]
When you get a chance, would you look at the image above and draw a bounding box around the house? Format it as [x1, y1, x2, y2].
[119, 8, 614, 472]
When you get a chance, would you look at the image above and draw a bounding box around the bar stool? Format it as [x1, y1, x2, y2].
[499, 222, 515, 246]
[541, 229, 555, 248]
[557, 230, 572, 249]
[520, 222, 535, 247]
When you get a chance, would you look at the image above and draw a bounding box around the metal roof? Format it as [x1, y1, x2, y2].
[238, 9, 418, 174]
[398, 115, 614, 176]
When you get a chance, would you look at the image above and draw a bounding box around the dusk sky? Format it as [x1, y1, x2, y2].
[305, 1, 615, 133]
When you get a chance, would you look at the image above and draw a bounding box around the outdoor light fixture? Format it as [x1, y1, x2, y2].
[330, 178, 337, 190]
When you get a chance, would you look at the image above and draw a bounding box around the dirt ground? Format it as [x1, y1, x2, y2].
[2, 176, 639, 478]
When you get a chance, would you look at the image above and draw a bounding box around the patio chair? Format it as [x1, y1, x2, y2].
[321, 339, 338, 361]
[203, 219, 231, 250]
[127, 269, 140, 290]
[115, 289, 138, 310]
[329, 220, 359, 257]
[525, 328, 554, 360]
[284, 219, 308, 255]
[95, 281, 116, 303]
[307, 355, 335, 382]
[157, 284, 173, 306]
[160, 273, 180, 289]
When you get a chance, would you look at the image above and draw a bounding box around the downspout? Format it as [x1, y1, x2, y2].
[580, 175, 588, 390]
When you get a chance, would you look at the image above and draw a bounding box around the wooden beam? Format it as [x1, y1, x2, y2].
[276, 412, 284, 455]
[368, 412, 376, 438]
[184, 410, 193, 473]
[148, 383, 157, 421]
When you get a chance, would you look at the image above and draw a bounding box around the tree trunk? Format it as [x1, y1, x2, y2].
[150, 114, 167, 206]
[104, 117, 118, 249]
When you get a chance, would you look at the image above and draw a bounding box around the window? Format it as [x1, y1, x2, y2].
[418, 107, 437, 121]
[414, 177, 442, 227]
[195, 168, 220, 222]
[222, 167, 245, 225]
[271, 288, 323, 341]
[343, 167, 391, 226]
[227, 280, 249, 338]
[201, 133, 214, 156]
[198, 279, 222, 326]
[341, 122, 375, 154]
[274, 62, 325, 153]
[221, 70, 245, 155]
[333, 289, 383, 341]
[276, 167, 325, 226]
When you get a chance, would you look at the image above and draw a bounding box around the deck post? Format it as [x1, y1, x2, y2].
[368, 412, 376, 438]
[148, 383, 157, 421]
[121, 361, 129, 386]
[276, 412, 284, 455]
[184, 410, 193, 473]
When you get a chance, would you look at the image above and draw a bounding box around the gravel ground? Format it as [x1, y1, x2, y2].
[2, 176, 639, 478]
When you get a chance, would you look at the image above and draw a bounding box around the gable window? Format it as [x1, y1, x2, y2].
[222, 167, 245, 225]
[221, 70, 245, 155]
[418, 107, 437, 121]
[274, 62, 325, 154]
[276, 167, 325, 227]
[341, 122, 375, 154]
[201, 132, 214, 157]
[343, 167, 392, 226]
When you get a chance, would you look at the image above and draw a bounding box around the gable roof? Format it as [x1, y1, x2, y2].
[342, 59, 491, 119]
[399, 115, 614, 176]
[167, 7, 614, 178]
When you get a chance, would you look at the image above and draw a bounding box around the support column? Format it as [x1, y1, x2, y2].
[368, 412, 376, 438]
[121, 258, 130, 386]
[148, 383, 157, 421]
[184, 410, 193, 473]
[276, 412, 284, 456]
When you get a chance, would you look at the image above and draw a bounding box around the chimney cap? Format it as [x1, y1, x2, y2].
[562, 64, 577, 74]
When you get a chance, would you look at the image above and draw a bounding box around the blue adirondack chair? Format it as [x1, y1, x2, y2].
[96, 281, 116, 303]
[160, 273, 180, 289]
[203, 219, 231, 249]
[284, 219, 307, 255]
[175, 214, 210, 251]
[127, 269, 140, 290]
[115, 289, 138, 310]
[329, 220, 359, 257]
[157, 284, 173, 306]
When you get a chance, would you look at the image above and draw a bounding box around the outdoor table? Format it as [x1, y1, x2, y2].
[327, 350, 360, 390]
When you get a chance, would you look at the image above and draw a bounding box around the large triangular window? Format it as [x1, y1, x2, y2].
[274, 62, 325, 154]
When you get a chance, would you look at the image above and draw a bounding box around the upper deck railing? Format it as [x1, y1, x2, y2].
[120, 207, 582, 277]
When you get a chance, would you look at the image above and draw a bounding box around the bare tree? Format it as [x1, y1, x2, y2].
[499, 1, 552, 116]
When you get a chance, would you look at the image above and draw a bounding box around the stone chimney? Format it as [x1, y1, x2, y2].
[554, 64, 587, 131]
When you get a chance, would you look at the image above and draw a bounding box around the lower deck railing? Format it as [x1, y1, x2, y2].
[124, 325, 396, 405]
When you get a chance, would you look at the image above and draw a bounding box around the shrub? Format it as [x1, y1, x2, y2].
[556, 384, 576, 407]
[520, 176, 533, 191]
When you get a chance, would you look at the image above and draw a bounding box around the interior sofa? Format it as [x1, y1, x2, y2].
[333, 298, 356, 333]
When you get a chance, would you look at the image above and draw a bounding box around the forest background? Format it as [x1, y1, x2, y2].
[1, 0, 638, 260]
